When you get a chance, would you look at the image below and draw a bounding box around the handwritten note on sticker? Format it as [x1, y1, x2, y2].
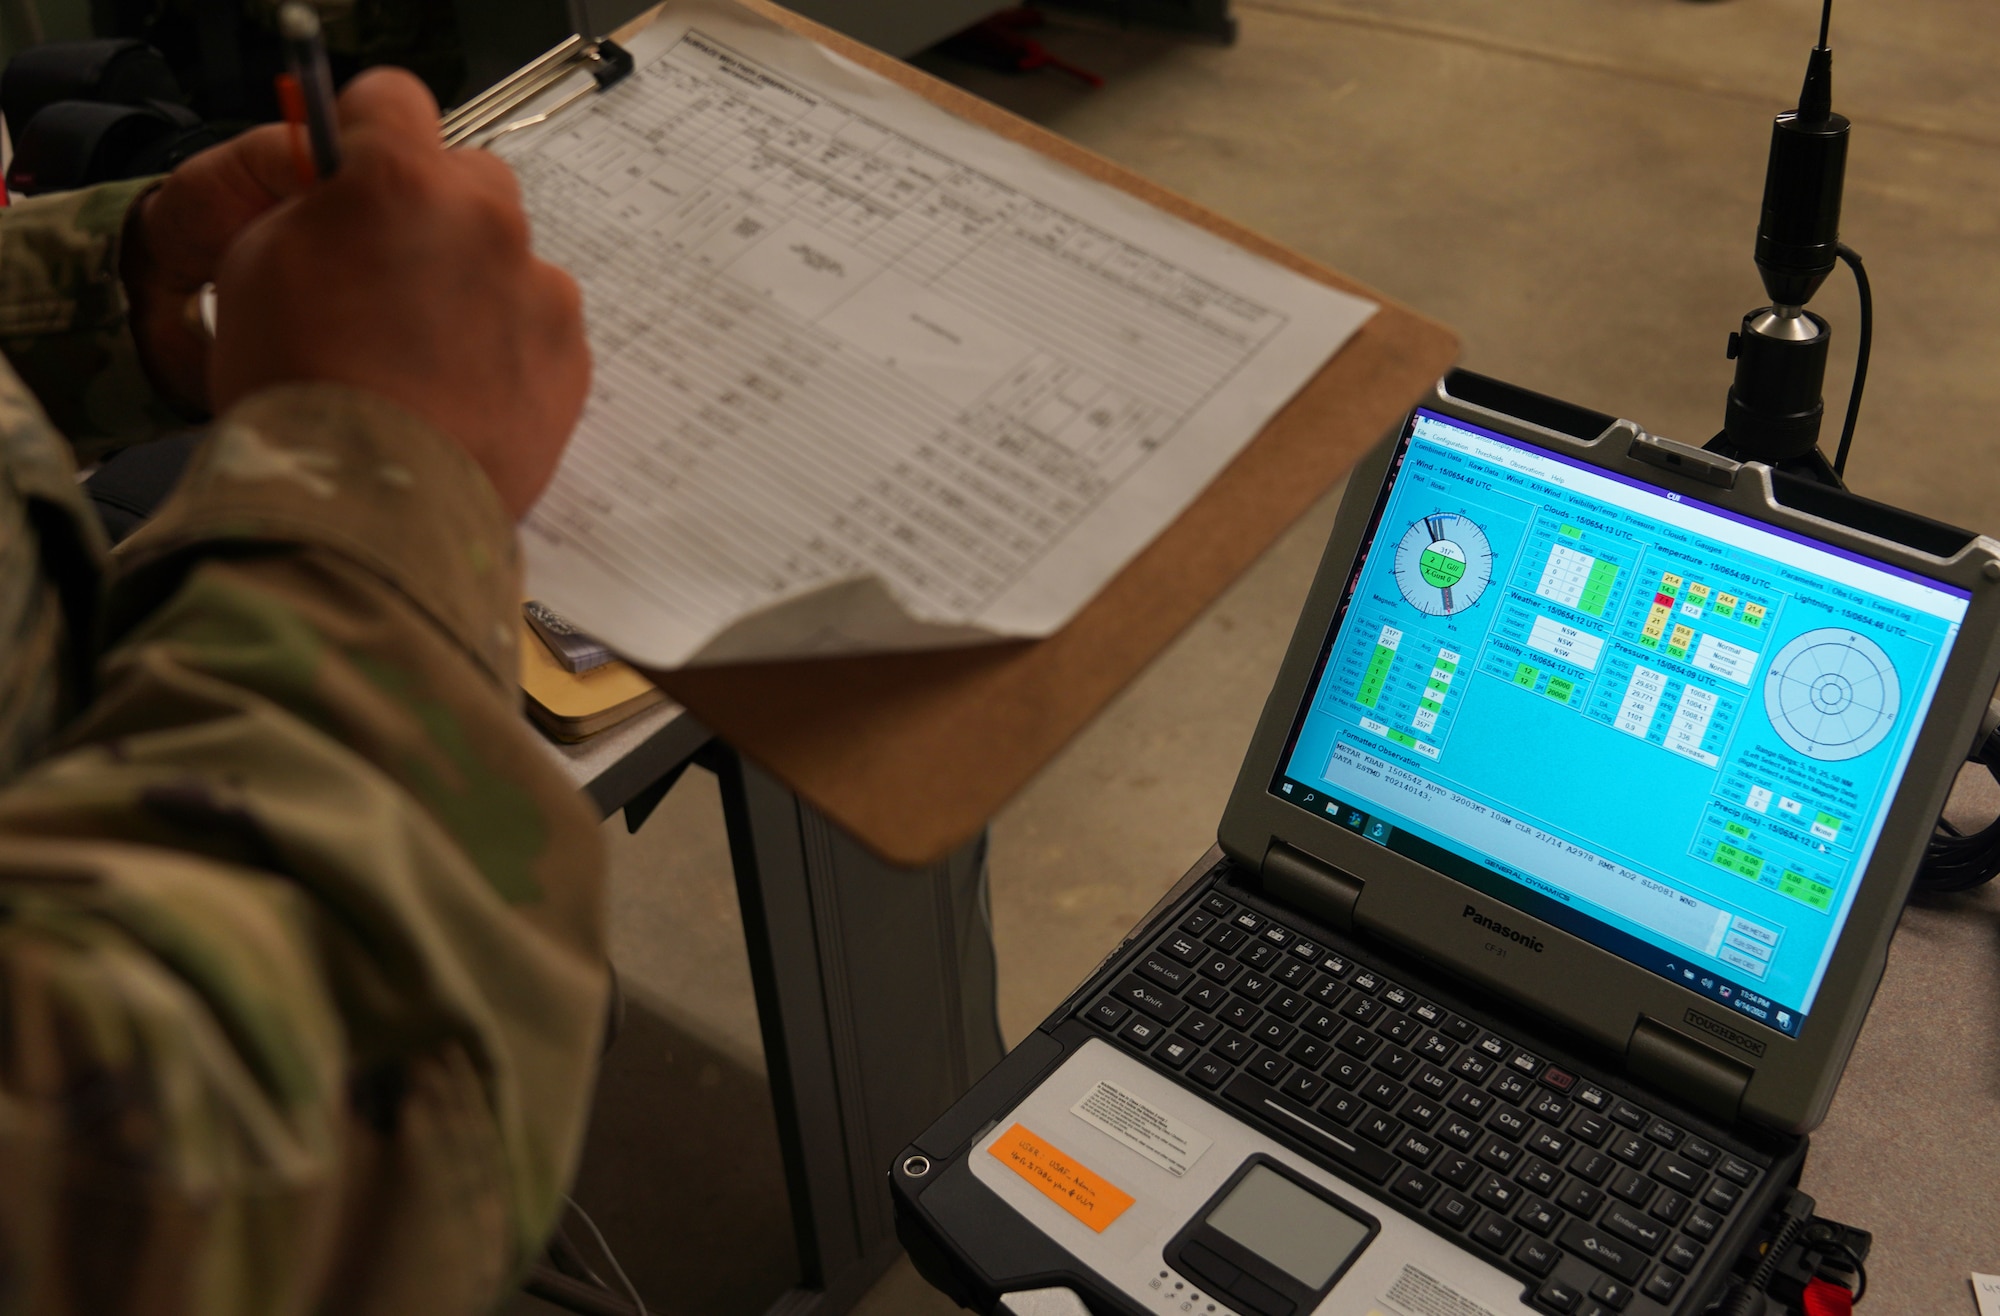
[989, 1123, 1135, 1232]
[1972, 1272, 2000, 1316]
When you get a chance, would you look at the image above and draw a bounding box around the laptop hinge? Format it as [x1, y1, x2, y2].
[1626, 1016, 1752, 1125]
[1260, 841, 1364, 932]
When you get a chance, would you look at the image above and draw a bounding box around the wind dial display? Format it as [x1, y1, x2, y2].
[1393, 513, 1493, 616]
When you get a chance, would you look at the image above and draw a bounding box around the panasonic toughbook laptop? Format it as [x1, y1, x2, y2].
[891, 372, 2000, 1316]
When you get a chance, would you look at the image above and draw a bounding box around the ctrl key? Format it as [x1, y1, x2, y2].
[1087, 998, 1130, 1031]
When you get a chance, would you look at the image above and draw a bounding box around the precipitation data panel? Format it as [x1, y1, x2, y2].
[1275, 411, 1970, 1036]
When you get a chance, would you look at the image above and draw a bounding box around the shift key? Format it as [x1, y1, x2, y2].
[1114, 975, 1187, 1023]
[1558, 1220, 1647, 1283]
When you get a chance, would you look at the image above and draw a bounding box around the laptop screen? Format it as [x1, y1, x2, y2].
[1272, 409, 1970, 1038]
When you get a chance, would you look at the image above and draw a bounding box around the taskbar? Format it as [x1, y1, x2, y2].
[1272, 774, 1806, 1039]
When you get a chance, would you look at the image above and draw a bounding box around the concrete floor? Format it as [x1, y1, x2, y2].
[507, 3, 2000, 1315]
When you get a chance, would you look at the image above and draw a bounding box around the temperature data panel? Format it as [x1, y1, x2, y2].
[1280, 412, 1968, 1035]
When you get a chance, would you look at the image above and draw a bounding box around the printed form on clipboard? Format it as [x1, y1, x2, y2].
[497, 0, 1378, 669]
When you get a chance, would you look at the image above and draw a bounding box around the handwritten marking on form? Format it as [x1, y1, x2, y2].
[502, 1, 1377, 667]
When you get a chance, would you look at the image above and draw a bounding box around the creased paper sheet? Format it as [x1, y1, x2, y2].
[501, 0, 1377, 668]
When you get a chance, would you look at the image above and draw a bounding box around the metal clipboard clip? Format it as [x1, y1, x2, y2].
[441, 34, 635, 149]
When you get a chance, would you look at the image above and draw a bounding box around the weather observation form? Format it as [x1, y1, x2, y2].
[1276, 411, 1969, 1037]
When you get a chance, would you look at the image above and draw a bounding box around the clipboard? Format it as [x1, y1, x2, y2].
[475, 0, 1460, 868]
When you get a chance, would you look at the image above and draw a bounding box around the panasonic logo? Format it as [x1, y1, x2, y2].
[1684, 1009, 1768, 1057]
[1462, 905, 1545, 953]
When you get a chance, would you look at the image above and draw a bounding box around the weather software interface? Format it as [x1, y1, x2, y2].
[1275, 411, 1969, 1037]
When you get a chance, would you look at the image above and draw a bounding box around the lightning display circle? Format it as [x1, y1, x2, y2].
[1762, 628, 1902, 761]
[1393, 513, 1493, 616]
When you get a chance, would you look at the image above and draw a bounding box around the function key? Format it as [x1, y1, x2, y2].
[1230, 910, 1265, 935]
[1540, 1065, 1577, 1092]
[1680, 1138, 1718, 1168]
[1573, 1083, 1610, 1111]
[1381, 983, 1415, 1010]
[1475, 1034, 1510, 1061]
[1086, 998, 1129, 1030]
[1350, 969, 1383, 995]
[1204, 924, 1247, 951]
[1201, 891, 1235, 916]
[1119, 1015, 1167, 1048]
[1440, 1016, 1481, 1043]
[1319, 953, 1353, 979]
[1261, 924, 1294, 949]
[1289, 939, 1322, 961]
[1716, 1154, 1757, 1187]
[1644, 1118, 1683, 1148]
[1181, 910, 1217, 936]
[1609, 1099, 1648, 1129]
[1508, 1050, 1544, 1078]
[1159, 933, 1205, 965]
[1412, 1000, 1446, 1026]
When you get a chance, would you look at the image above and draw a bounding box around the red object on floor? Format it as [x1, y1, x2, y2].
[1802, 1277, 1854, 1316]
[939, 8, 1105, 88]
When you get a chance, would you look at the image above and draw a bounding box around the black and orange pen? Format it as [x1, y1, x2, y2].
[277, 2, 340, 182]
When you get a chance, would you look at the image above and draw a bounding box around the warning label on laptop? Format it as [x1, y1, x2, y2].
[1070, 1079, 1213, 1178]
[989, 1124, 1135, 1232]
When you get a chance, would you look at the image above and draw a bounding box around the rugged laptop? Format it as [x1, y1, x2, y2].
[890, 372, 2000, 1316]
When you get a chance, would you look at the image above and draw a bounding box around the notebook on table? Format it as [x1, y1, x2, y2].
[890, 371, 2000, 1316]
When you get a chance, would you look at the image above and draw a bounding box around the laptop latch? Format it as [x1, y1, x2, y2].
[1260, 841, 1364, 932]
[1626, 1016, 1752, 1125]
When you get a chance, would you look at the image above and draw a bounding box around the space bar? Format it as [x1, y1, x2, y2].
[1222, 1075, 1398, 1184]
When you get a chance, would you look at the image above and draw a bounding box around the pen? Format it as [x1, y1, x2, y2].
[278, 1, 340, 180]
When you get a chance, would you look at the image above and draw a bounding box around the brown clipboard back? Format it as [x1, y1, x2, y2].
[621, 0, 1461, 867]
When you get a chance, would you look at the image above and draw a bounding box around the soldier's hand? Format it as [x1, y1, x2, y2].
[208, 69, 589, 519]
[122, 122, 302, 413]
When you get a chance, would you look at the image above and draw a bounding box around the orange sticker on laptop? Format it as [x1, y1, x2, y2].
[988, 1123, 1134, 1232]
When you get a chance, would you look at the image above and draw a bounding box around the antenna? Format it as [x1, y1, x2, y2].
[1710, 0, 1854, 479]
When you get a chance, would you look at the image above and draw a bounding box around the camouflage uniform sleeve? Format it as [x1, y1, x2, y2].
[0, 177, 186, 461]
[0, 382, 608, 1315]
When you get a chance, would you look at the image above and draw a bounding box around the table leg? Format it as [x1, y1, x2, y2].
[701, 743, 1005, 1316]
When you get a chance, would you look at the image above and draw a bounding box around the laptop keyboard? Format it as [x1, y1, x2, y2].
[1081, 888, 1767, 1316]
